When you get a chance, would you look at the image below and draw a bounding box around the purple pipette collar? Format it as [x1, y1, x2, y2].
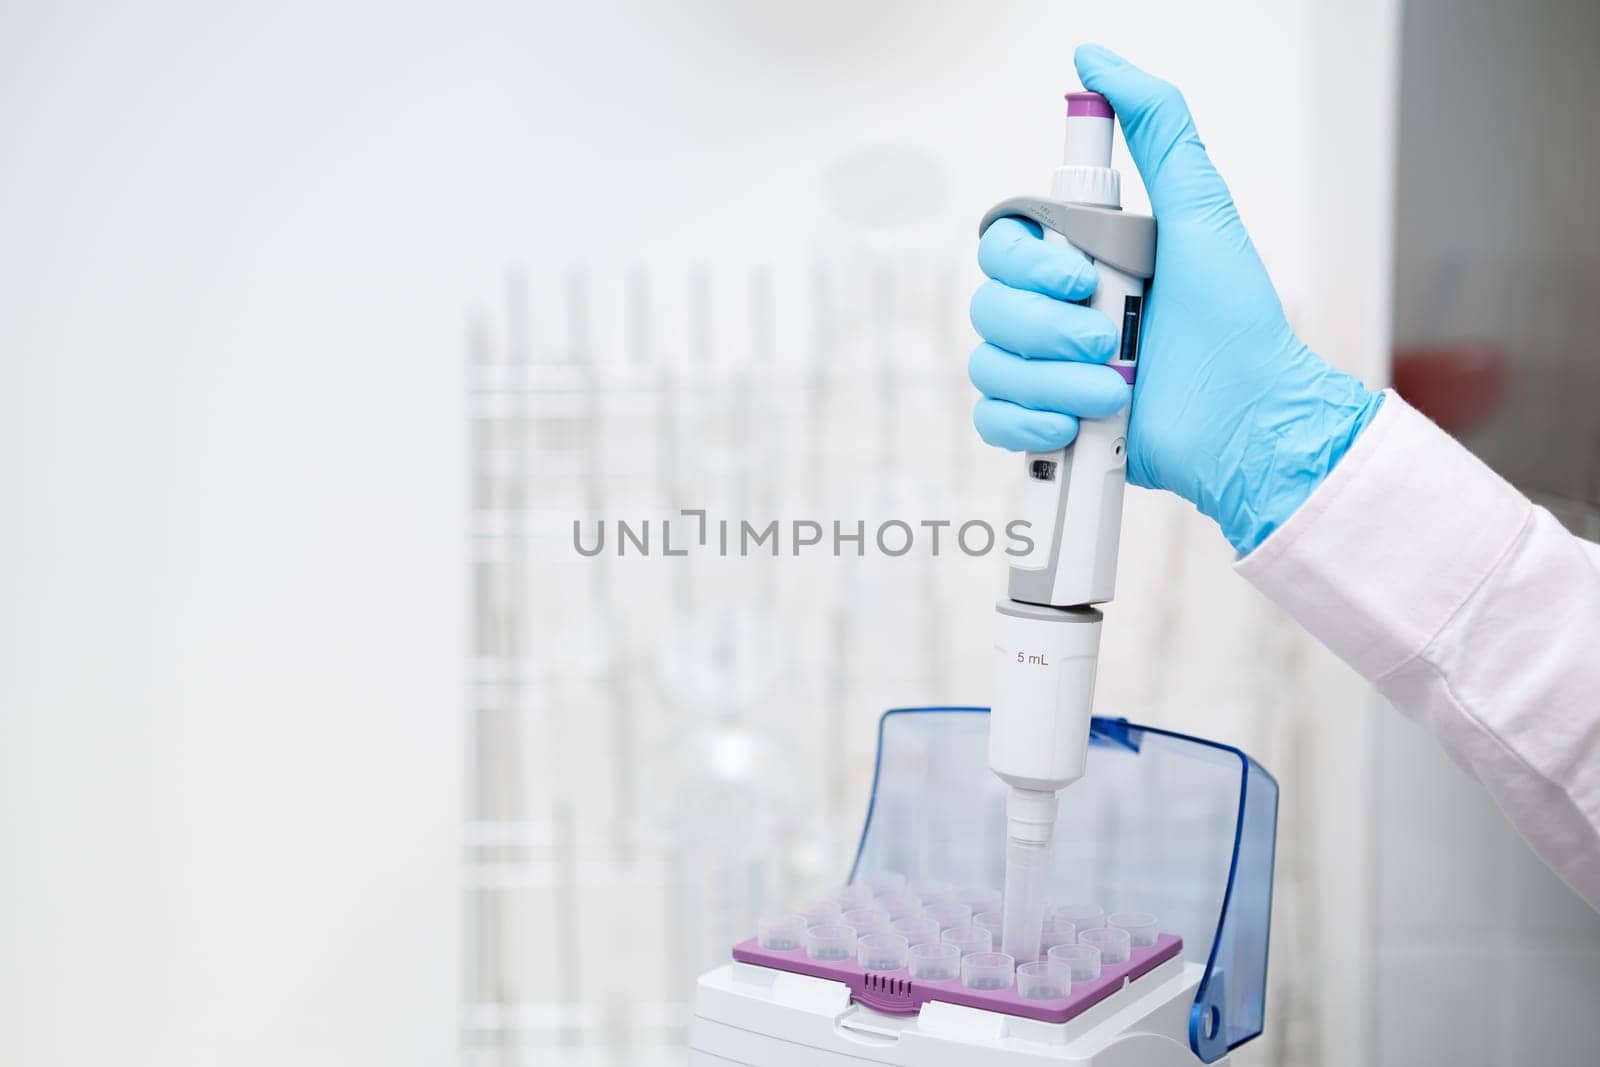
[1066, 91, 1114, 119]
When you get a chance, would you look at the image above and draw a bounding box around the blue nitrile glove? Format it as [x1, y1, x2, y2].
[969, 44, 1383, 554]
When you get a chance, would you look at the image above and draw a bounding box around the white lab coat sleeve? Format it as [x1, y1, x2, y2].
[1235, 390, 1600, 911]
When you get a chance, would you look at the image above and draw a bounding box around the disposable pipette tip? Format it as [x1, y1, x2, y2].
[1108, 911, 1159, 947]
[1080, 925, 1131, 964]
[1000, 847, 1049, 962]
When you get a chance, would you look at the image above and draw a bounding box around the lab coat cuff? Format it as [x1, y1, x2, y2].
[1234, 389, 1531, 680]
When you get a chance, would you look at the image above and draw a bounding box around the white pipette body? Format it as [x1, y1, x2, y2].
[987, 91, 1148, 963]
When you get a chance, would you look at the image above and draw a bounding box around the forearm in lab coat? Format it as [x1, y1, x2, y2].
[1236, 391, 1600, 910]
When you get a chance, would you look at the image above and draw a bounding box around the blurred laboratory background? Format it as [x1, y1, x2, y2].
[1, 1, 1597, 1066]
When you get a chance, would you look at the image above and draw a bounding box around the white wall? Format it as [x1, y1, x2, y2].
[0, 3, 467, 1064]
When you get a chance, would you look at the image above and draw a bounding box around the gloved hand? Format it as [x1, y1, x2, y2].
[969, 44, 1383, 554]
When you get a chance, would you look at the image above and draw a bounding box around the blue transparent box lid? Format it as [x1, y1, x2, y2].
[847, 707, 1278, 1062]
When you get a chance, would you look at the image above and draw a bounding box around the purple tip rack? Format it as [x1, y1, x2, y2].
[731, 933, 1182, 1024]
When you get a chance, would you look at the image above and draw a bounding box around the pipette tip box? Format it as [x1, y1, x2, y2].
[731, 931, 1182, 1024]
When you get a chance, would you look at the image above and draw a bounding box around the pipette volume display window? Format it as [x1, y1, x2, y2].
[1120, 295, 1143, 363]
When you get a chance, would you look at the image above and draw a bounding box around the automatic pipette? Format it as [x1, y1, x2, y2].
[981, 91, 1157, 963]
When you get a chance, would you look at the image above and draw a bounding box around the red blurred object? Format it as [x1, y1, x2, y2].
[1391, 341, 1506, 434]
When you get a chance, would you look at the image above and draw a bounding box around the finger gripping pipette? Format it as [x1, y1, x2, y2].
[980, 91, 1156, 963]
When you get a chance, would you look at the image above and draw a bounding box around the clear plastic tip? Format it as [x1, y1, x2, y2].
[841, 906, 891, 937]
[1001, 835, 1050, 963]
[1080, 925, 1130, 964]
[1039, 916, 1077, 952]
[1048, 941, 1101, 982]
[890, 914, 941, 947]
[1108, 911, 1158, 947]
[924, 901, 973, 931]
[1017, 959, 1068, 1000]
[831, 884, 876, 910]
[800, 900, 846, 927]
[874, 891, 924, 920]
[1052, 903, 1105, 931]
[804, 923, 858, 961]
[908, 879, 955, 905]
[757, 914, 806, 950]
[958, 887, 1002, 916]
[857, 932, 910, 971]
[941, 924, 992, 957]
[908, 941, 961, 981]
[961, 951, 1015, 991]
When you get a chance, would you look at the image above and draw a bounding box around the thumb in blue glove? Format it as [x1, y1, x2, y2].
[970, 44, 1382, 554]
